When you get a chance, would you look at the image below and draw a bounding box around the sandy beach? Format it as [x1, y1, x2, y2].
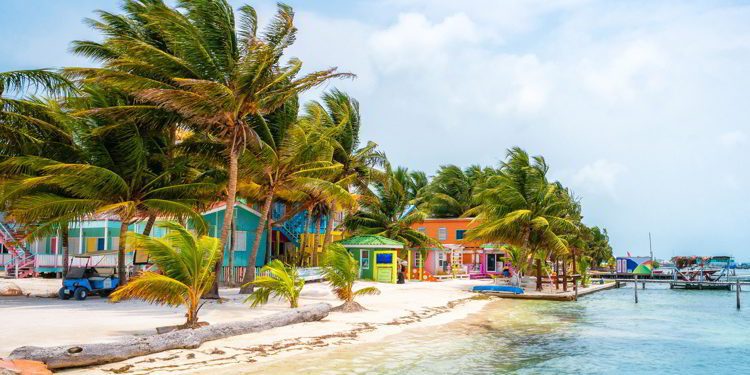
[1, 278, 494, 374]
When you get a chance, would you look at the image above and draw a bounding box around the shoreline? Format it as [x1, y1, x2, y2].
[2, 278, 619, 374]
[2, 279, 492, 374]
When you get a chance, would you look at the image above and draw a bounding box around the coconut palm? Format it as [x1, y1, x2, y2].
[300, 90, 386, 247]
[321, 243, 380, 312]
[466, 148, 575, 291]
[236, 105, 353, 293]
[70, 2, 350, 297]
[1, 72, 81, 275]
[586, 226, 613, 266]
[345, 166, 435, 248]
[422, 164, 497, 218]
[110, 223, 221, 328]
[243, 259, 304, 308]
[0, 88, 215, 283]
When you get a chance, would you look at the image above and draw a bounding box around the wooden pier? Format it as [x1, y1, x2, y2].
[603, 278, 748, 309]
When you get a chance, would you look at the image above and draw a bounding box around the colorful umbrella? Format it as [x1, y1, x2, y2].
[632, 260, 654, 275]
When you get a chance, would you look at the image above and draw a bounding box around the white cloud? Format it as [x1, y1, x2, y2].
[369, 13, 481, 72]
[718, 130, 747, 147]
[581, 39, 668, 102]
[572, 160, 627, 197]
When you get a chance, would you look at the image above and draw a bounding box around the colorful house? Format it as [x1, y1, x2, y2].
[0, 214, 171, 277]
[339, 235, 405, 283]
[198, 202, 270, 284]
[616, 256, 652, 274]
[410, 217, 509, 279]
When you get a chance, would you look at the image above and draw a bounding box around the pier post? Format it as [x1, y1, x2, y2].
[737, 280, 741, 310]
[642, 281, 645, 289]
[634, 275, 638, 304]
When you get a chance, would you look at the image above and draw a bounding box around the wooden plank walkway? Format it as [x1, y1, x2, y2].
[477, 282, 616, 301]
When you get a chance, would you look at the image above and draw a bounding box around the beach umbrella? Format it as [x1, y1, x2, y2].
[632, 260, 654, 275]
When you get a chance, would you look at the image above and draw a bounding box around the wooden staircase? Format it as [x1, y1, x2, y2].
[0, 216, 35, 278]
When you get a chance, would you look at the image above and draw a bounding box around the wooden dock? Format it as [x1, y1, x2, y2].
[478, 282, 617, 301]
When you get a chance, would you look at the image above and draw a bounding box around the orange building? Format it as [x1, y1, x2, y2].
[411, 218, 508, 279]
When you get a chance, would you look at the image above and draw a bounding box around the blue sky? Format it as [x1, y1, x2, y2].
[2, 0, 750, 260]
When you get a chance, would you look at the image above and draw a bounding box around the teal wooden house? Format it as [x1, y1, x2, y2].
[199, 202, 269, 271]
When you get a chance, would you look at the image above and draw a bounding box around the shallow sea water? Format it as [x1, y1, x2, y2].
[244, 283, 750, 374]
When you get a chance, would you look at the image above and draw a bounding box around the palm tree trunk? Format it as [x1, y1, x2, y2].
[239, 193, 274, 294]
[323, 204, 334, 248]
[554, 258, 560, 290]
[562, 256, 568, 292]
[61, 223, 69, 278]
[227, 216, 236, 287]
[118, 220, 129, 283]
[535, 258, 543, 291]
[312, 215, 321, 266]
[142, 214, 156, 236]
[303, 210, 313, 266]
[206, 147, 239, 299]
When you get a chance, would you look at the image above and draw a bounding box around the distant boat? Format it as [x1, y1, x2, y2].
[672, 255, 735, 282]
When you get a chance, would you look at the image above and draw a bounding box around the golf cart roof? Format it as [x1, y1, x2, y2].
[72, 250, 119, 258]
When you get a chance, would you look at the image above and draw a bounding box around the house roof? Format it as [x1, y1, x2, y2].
[201, 201, 262, 217]
[338, 235, 404, 249]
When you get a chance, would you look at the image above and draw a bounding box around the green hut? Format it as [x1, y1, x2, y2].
[339, 235, 404, 283]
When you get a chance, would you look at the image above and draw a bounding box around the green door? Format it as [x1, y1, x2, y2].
[376, 267, 393, 283]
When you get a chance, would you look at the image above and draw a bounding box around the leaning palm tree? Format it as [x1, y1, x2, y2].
[243, 259, 304, 308]
[0, 72, 80, 275]
[321, 244, 380, 312]
[422, 164, 497, 218]
[70, 1, 351, 297]
[301, 90, 386, 247]
[345, 166, 435, 248]
[236, 106, 353, 294]
[110, 223, 221, 328]
[466, 148, 575, 291]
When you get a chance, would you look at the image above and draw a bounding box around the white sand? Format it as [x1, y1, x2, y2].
[0, 278, 494, 374]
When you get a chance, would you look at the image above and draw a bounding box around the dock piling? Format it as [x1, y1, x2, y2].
[634, 275, 638, 304]
[737, 279, 741, 310]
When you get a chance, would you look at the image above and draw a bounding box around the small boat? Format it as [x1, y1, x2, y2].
[471, 285, 524, 294]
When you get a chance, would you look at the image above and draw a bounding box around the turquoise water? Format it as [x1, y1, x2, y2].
[248, 284, 750, 374]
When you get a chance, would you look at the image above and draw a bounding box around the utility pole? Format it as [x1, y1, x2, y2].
[649, 232, 653, 262]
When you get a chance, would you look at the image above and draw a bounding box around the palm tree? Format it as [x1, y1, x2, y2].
[236, 108, 352, 293]
[300, 90, 386, 248]
[110, 223, 221, 328]
[71, 0, 350, 296]
[466, 148, 574, 291]
[321, 243, 380, 312]
[1, 70, 80, 275]
[586, 226, 613, 266]
[345, 166, 435, 248]
[422, 164, 497, 218]
[243, 259, 304, 308]
[0, 91, 215, 283]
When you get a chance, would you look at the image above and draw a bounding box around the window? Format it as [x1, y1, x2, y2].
[233, 231, 247, 251]
[69, 238, 80, 254]
[97, 238, 106, 251]
[50, 237, 58, 254]
[417, 227, 426, 233]
[438, 227, 447, 241]
[487, 254, 501, 272]
[376, 253, 393, 264]
[361, 251, 369, 269]
[413, 251, 423, 268]
[456, 230, 466, 240]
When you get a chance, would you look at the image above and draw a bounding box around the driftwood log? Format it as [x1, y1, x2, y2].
[9, 303, 331, 369]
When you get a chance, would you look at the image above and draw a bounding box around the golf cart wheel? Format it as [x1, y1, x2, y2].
[74, 287, 88, 301]
[58, 287, 71, 300]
